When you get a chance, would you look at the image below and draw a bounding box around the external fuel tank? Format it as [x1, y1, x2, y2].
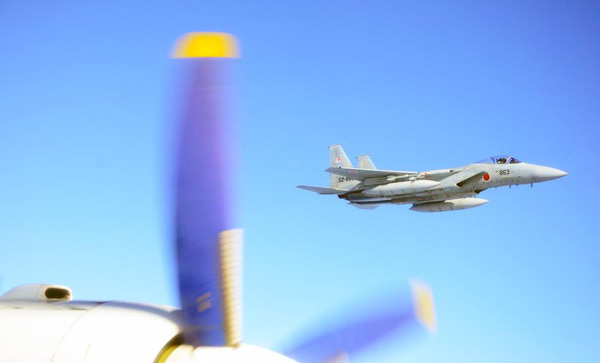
[410, 198, 488, 212]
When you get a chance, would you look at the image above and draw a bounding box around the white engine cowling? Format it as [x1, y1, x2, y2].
[0, 286, 180, 363]
[0, 285, 297, 363]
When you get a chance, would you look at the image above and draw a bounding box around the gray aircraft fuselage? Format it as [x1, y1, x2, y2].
[343, 158, 565, 204]
[298, 147, 567, 212]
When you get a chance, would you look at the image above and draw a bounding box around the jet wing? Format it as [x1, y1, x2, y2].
[326, 167, 418, 181]
[297, 185, 348, 195]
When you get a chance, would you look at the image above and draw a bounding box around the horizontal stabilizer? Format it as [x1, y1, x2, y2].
[297, 185, 347, 195]
[349, 203, 380, 210]
[326, 167, 418, 181]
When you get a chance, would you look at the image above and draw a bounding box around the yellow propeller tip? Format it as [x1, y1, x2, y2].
[172, 32, 239, 59]
[409, 280, 438, 335]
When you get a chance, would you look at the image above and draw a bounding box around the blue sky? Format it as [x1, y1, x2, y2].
[1, 1, 599, 362]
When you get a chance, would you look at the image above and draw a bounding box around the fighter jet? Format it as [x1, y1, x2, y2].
[298, 145, 567, 212]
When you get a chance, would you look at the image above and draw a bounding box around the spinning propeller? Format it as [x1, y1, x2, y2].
[169, 32, 436, 362]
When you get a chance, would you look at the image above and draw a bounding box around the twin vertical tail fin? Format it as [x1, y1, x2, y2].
[329, 145, 359, 190]
[329, 144, 352, 168]
[357, 155, 377, 170]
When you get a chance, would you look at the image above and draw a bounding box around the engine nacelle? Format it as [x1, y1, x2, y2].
[0, 284, 297, 363]
[410, 198, 488, 212]
[0, 286, 180, 363]
[363, 180, 439, 197]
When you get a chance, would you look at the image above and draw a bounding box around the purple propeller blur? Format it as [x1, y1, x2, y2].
[171, 33, 241, 347]
[168, 33, 436, 359]
[282, 281, 436, 363]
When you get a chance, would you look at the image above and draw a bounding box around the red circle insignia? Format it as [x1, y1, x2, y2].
[483, 173, 490, 182]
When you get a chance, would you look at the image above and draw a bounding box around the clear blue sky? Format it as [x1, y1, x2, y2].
[1, 1, 599, 362]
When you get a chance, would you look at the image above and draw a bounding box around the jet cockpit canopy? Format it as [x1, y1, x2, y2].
[475, 155, 522, 164]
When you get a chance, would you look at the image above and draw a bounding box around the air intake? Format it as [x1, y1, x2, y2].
[0, 284, 73, 302]
[44, 286, 72, 301]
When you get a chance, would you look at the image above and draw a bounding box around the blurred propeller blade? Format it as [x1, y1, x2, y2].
[172, 32, 241, 347]
[283, 281, 436, 363]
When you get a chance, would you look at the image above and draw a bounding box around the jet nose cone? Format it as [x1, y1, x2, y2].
[532, 166, 568, 182]
[554, 169, 568, 178]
